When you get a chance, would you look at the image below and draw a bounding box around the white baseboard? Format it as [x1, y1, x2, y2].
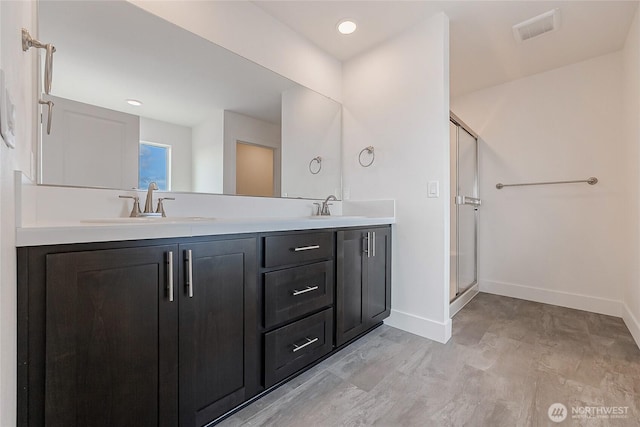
[384, 309, 452, 344]
[479, 280, 623, 318]
[622, 304, 640, 349]
[450, 283, 479, 317]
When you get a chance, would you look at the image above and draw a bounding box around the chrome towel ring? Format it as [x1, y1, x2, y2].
[359, 146, 375, 167]
[309, 156, 322, 174]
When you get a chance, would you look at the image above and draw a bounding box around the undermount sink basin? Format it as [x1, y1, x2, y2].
[81, 216, 216, 224]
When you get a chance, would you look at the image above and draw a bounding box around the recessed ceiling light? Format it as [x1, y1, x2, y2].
[337, 20, 357, 35]
[126, 99, 142, 106]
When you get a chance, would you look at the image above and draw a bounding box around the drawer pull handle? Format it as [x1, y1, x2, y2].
[292, 337, 319, 353]
[292, 286, 319, 296]
[293, 245, 320, 252]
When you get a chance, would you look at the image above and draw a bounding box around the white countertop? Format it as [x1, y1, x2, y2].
[16, 216, 395, 247]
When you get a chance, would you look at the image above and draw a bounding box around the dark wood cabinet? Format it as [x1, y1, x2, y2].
[43, 245, 179, 427]
[19, 236, 257, 427]
[260, 230, 335, 389]
[336, 226, 391, 347]
[19, 225, 391, 427]
[178, 239, 257, 426]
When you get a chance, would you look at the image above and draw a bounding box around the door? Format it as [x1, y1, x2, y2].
[450, 117, 480, 301]
[44, 245, 178, 427]
[236, 141, 275, 197]
[178, 238, 258, 427]
[41, 95, 140, 188]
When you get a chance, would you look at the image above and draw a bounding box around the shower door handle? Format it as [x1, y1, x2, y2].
[455, 196, 481, 206]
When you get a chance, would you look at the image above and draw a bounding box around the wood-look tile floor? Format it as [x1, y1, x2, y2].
[219, 293, 640, 426]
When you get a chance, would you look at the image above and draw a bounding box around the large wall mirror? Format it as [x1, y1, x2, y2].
[37, 0, 342, 200]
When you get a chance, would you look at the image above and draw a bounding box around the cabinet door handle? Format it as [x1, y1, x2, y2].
[292, 337, 319, 353]
[293, 245, 320, 252]
[367, 232, 371, 258]
[372, 231, 376, 257]
[362, 233, 369, 257]
[292, 285, 319, 296]
[186, 249, 194, 298]
[167, 251, 174, 302]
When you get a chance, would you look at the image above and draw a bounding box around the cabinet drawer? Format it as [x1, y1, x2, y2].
[263, 232, 333, 268]
[264, 308, 333, 387]
[264, 261, 334, 328]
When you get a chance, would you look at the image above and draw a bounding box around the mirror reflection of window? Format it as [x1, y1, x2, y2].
[139, 142, 171, 191]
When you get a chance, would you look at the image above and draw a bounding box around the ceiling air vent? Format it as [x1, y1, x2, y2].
[513, 9, 561, 43]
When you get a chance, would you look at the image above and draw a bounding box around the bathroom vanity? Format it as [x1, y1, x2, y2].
[17, 219, 392, 427]
[17, 1, 395, 425]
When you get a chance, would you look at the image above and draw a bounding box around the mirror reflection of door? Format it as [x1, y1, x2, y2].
[235, 141, 275, 197]
[41, 95, 139, 188]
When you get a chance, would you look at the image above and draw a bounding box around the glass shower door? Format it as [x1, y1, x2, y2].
[450, 120, 479, 301]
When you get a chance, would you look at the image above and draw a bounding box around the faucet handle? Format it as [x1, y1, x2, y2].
[119, 195, 141, 217]
[313, 202, 321, 216]
[156, 197, 175, 218]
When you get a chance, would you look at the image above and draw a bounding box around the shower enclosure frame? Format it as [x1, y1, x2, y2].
[450, 112, 479, 303]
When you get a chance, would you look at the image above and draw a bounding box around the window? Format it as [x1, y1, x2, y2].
[139, 142, 171, 190]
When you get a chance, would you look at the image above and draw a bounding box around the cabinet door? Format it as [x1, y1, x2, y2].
[45, 245, 178, 427]
[179, 238, 257, 427]
[366, 227, 392, 325]
[336, 229, 367, 346]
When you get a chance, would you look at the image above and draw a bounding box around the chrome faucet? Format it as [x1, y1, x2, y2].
[320, 195, 337, 216]
[144, 182, 158, 214]
[120, 183, 175, 217]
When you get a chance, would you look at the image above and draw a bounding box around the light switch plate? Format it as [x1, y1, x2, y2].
[428, 180, 439, 198]
[0, 69, 17, 149]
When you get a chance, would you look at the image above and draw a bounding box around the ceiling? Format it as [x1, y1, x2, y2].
[38, 0, 639, 122]
[253, 1, 639, 97]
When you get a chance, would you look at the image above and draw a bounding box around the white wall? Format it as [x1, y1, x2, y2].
[128, 0, 342, 102]
[343, 13, 451, 343]
[140, 117, 193, 192]
[281, 86, 342, 200]
[452, 52, 628, 317]
[192, 111, 224, 194]
[0, 1, 37, 425]
[623, 8, 640, 346]
[223, 111, 281, 196]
